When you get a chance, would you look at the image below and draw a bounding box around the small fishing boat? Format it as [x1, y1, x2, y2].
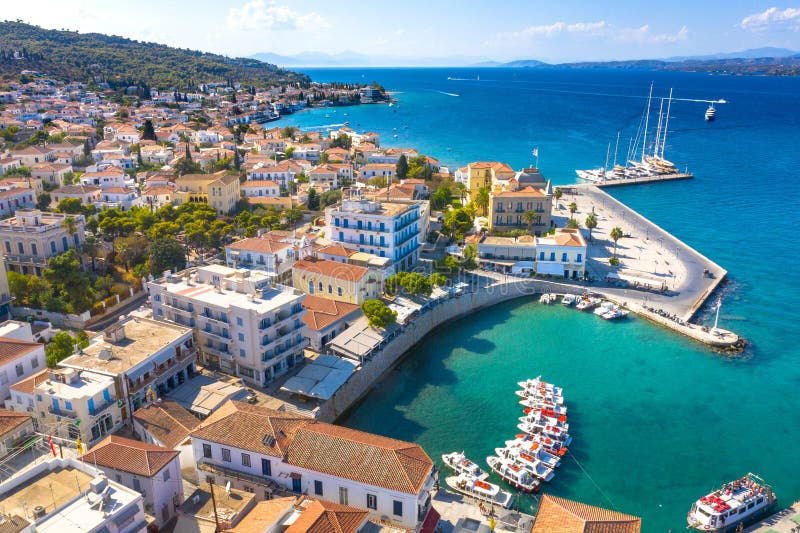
[575, 297, 601, 311]
[515, 389, 564, 405]
[602, 308, 630, 320]
[517, 377, 563, 397]
[519, 398, 567, 415]
[495, 446, 555, 481]
[445, 474, 513, 508]
[486, 456, 540, 493]
[503, 436, 561, 469]
[513, 433, 568, 457]
[518, 412, 570, 433]
[539, 293, 556, 304]
[517, 421, 572, 447]
[442, 451, 488, 480]
[561, 294, 578, 306]
[593, 301, 616, 317]
[687, 473, 775, 532]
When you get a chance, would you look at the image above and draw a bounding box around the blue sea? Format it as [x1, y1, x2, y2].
[277, 68, 800, 532]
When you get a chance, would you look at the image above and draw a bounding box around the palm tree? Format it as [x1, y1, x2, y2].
[610, 226, 623, 256]
[475, 187, 490, 217]
[63, 215, 78, 238]
[585, 213, 597, 241]
[568, 202, 578, 220]
[522, 210, 538, 234]
[454, 182, 467, 205]
[553, 187, 563, 201]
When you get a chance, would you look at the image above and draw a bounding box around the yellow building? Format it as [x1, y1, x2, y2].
[465, 161, 515, 203]
[292, 257, 383, 305]
[489, 185, 553, 234]
[175, 171, 241, 215]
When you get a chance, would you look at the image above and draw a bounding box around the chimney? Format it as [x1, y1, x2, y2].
[103, 322, 126, 343]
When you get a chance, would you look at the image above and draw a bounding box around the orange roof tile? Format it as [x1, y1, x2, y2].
[10, 369, 49, 395]
[0, 409, 32, 437]
[81, 435, 179, 477]
[301, 296, 360, 331]
[284, 499, 368, 533]
[493, 185, 547, 198]
[293, 258, 369, 283]
[0, 337, 42, 367]
[228, 236, 291, 254]
[531, 494, 641, 533]
[133, 400, 200, 449]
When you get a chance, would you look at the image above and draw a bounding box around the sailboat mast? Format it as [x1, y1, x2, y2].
[626, 138, 633, 167]
[641, 82, 653, 163]
[654, 97, 664, 159]
[661, 88, 673, 159]
[613, 131, 620, 167]
[604, 142, 611, 170]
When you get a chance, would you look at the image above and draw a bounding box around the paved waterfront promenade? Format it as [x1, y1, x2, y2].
[744, 500, 800, 532]
[432, 487, 536, 533]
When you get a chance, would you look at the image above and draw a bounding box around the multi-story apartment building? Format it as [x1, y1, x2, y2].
[60, 317, 196, 418]
[324, 199, 427, 271]
[0, 336, 45, 402]
[33, 367, 123, 448]
[292, 258, 383, 305]
[0, 260, 12, 318]
[0, 209, 85, 275]
[147, 265, 307, 386]
[174, 171, 241, 215]
[191, 401, 437, 531]
[225, 233, 311, 282]
[489, 185, 553, 234]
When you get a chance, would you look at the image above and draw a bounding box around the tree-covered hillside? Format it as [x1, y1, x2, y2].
[0, 21, 310, 89]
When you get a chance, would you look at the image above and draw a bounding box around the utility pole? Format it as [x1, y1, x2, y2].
[209, 482, 220, 532]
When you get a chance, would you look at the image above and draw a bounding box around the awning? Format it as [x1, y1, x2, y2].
[420, 507, 441, 533]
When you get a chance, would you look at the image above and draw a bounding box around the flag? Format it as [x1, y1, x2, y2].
[532, 148, 538, 157]
[76, 437, 83, 454]
[489, 516, 496, 531]
[48, 435, 56, 457]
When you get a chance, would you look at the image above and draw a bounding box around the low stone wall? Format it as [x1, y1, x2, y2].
[318, 279, 577, 423]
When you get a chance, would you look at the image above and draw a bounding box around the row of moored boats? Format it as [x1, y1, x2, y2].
[442, 376, 572, 508]
[542, 293, 629, 321]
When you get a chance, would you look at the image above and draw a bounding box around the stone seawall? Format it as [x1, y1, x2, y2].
[318, 279, 578, 423]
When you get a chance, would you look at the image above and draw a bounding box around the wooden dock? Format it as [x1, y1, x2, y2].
[594, 173, 693, 188]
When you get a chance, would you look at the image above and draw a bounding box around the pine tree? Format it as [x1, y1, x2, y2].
[185, 143, 192, 161]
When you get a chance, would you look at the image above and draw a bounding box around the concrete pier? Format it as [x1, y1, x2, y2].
[431, 487, 536, 533]
[744, 500, 800, 532]
[593, 172, 693, 188]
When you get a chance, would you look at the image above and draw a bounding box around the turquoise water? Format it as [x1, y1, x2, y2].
[277, 68, 800, 532]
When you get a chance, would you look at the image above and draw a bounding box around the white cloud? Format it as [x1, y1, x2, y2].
[499, 21, 687, 45]
[740, 7, 800, 31]
[226, 0, 326, 31]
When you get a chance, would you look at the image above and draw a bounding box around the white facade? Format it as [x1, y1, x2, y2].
[0, 337, 45, 401]
[534, 228, 588, 279]
[241, 180, 280, 198]
[325, 199, 426, 271]
[148, 265, 307, 386]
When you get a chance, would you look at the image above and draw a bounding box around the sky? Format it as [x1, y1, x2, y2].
[4, 1, 800, 64]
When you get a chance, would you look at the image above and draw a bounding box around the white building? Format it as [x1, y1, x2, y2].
[82, 435, 183, 528]
[0, 209, 86, 276]
[225, 233, 311, 281]
[325, 199, 427, 271]
[307, 165, 339, 189]
[0, 336, 45, 402]
[241, 179, 281, 198]
[0, 457, 147, 533]
[534, 228, 588, 279]
[191, 401, 437, 530]
[147, 265, 307, 386]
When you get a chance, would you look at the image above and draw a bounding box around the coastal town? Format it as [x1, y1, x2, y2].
[0, 51, 785, 533]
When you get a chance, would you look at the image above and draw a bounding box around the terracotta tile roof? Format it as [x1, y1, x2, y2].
[493, 186, 547, 197]
[192, 402, 433, 494]
[301, 296, 360, 331]
[81, 435, 179, 477]
[223, 497, 296, 533]
[0, 337, 42, 367]
[293, 258, 369, 283]
[287, 423, 433, 495]
[317, 245, 358, 258]
[191, 401, 312, 458]
[10, 369, 49, 395]
[531, 494, 641, 533]
[228, 236, 291, 254]
[0, 409, 32, 437]
[56, 184, 101, 195]
[284, 498, 368, 533]
[133, 400, 200, 448]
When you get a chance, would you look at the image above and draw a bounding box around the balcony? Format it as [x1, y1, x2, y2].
[334, 238, 389, 249]
[393, 214, 419, 232]
[203, 345, 233, 360]
[4, 254, 48, 265]
[88, 400, 116, 417]
[200, 328, 233, 343]
[47, 407, 78, 420]
[163, 301, 193, 316]
[199, 312, 229, 325]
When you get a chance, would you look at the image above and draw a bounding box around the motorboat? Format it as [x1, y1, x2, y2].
[445, 474, 513, 508]
[442, 451, 488, 480]
[705, 104, 716, 122]
[602, 308, 630, 320]
[486, 456, 540, 493]
[594, 301, 616, 316]
[518, 412, 570, 433]
[513, 433, 568, 457]
[687, 473, 775, 531]
[517, 421, 572, 447]
[517, 377, 563, 397]
[539, 293, 556, 304]
[575, 297, 601, 311]
[519, 398, 567, 415]
[503, 436, 561, 469]
[495, 446, 555, 481]
[561, 294, 578, 306]
[515, 388, 564, 405]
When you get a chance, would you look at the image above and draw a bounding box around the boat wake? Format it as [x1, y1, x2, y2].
[299, 123, 346, 130]
[436, 90, 460, 97]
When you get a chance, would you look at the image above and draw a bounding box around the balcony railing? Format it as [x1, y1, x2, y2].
[3, 254, 48, 264]
[203, 345, 233, 360]
[199, 312, 229, 325]
[48, 407, 77, 419]
[200, 329, 233, 342]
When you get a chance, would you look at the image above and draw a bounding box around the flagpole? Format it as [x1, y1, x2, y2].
[713, 297, 722, 332]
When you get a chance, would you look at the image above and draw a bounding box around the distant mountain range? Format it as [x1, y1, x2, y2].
[252, 48, 800, 76]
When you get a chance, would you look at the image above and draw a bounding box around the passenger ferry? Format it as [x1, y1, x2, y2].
[486, 456, 540, 493]
[687, 473, 776, 531]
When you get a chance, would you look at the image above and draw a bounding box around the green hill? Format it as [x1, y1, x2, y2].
[0, 21, 309, 89]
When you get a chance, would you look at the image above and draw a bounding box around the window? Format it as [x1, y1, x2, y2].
[539, 251, 544, 260]
[65, 401, 73, 411]
[261, 458, 272, 476]
[103, 388, 110, 402]
[31, 243, 37, 256]
[338, 487, 348, 505]
[237, 317, 243, 326]
[328, 285, 332, 294]
[133, 478, 141, 492]
[314, 480, 323, 496]
[562, 252, 568, 262]
[238, 333, 245, 341]
[15, 364, 23, 377]
[367, 494, 377, 510]
[308, 281, 314, 294]
[241, 453, 251, 467]
[31, 357, 39, 369]
[17, 242, 23, 254]
[202, 444, 212, 458]
[222, 448, 231, 462]
[163, 467, 171, 481]
[576, 253, 582, 263]
[393, 500, 403, 517]
[240, 349, 246, 358]
[318, 282, 323, 291]
[3, 241, 8, 253]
